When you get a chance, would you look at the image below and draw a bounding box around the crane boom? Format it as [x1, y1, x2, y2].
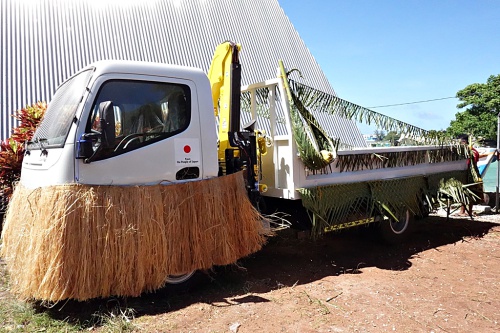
[207, 42, 260, 203]
[207, 41, 242, 161]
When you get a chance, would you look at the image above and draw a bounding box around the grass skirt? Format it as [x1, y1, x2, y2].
[1, 172, 266, 301]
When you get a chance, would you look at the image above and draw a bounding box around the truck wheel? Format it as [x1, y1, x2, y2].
[165, 270, 196, 285]
[379, 209, 414, 244]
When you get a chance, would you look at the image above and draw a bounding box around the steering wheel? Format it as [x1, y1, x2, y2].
[114, 126, 164, 151]
[114, 133, 144, 151]
[147, 125, 164, 133]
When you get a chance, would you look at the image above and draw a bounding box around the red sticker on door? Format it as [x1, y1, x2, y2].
[175, 139, 200, 166]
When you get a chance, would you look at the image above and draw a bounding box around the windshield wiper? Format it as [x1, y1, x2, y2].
[37, 138, 49, 156]
[27, 137, 48, 151]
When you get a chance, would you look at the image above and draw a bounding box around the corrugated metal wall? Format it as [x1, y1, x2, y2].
[1, 0, 366, 147]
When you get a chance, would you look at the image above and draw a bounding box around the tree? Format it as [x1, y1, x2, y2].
[447, 110, 497, 140]
[383, 131, 400, 145]
[447, 74, 500, 139]
[374, 129, 386, 141]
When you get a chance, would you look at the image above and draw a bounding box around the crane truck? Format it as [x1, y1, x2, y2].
[1, 42, 474, 301]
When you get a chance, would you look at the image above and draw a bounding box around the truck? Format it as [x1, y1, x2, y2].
[0, 42, 475, 302]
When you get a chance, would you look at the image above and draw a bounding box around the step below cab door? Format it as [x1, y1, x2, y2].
[76, 74, 205, 185]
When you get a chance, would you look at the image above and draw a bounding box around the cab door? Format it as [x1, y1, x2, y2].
[76, 74, 203, 185]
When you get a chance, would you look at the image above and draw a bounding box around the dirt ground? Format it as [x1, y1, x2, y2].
[2, 211, 500, 332]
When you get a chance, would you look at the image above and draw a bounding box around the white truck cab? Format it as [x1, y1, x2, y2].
[22, 61, 219, 188]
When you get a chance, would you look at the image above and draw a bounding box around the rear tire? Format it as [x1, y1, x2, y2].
[379, 209, 414, 244]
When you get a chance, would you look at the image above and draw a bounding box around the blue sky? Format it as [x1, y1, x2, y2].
[279, 0, 500, 134]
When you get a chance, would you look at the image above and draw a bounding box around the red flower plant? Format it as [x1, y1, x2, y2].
[0, 102, 46, 209]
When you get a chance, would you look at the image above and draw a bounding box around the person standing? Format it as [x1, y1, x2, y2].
[457, 134, 480, 217]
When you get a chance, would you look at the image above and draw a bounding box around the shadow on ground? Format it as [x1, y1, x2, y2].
[35, 214, 499, 328]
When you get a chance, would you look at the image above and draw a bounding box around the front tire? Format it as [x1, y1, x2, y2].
[165, 270, 196, 285]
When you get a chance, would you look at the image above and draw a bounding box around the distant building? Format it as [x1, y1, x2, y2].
[363, 134, 379, 142]
[0, 0, 367, 147]
[363, 134, 379, 147]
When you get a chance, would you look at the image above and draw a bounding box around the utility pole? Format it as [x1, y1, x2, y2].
[496, 112, 500, 213]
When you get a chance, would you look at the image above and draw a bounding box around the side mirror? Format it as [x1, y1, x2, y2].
[99, 101, 116, 148]
[76, 133, 94, 159]
[76, 101, 115, 162]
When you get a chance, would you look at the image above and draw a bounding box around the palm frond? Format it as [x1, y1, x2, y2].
[298, 182, 372, 238]
[336, 144, 469, 173]
[299, 175, 429, 238]
[437, 178, 481, 207]
[287, 79, 436, 142]
[278, 61, 340, 171]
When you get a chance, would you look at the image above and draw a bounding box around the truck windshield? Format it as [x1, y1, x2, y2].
[30, 69, 93, 149]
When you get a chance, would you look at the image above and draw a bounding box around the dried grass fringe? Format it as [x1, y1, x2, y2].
[0, 172, 266, 301]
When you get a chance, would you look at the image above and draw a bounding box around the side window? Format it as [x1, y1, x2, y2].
[87, 80, 191, 159]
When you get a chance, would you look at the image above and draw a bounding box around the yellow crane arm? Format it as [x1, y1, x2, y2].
[207, 41, 242, 161]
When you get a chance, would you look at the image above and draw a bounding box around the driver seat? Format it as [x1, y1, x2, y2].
[163, 93, 187, 133]
[131, 104, 163, 135]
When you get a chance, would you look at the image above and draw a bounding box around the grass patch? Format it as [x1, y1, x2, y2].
[0, 297, 139, 333]
[89, 307, 137, 333]
[0, 299, 82, 332]
[0, 260, 138, 332]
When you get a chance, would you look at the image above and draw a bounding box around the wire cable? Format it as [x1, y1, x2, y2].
[368, 96, 457, 109]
